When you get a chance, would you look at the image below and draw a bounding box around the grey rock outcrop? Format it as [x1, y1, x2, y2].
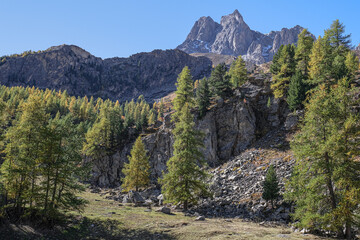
[177, 10, 312, 64]
[0, 45, 212, 102]
[91, 73, 291, 187]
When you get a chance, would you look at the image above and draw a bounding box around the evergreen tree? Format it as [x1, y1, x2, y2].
[229, 56, 247, 88]
[270, 45, 284, 75]
[160, 104, 209, 210]
[262, 165, 280, 209]
[271, 45, 296, 98]
[287, 71, 307, 111]
[208, 63, 232, 99]
[122, 137, 150, 192]
[196, 77, 211, 119]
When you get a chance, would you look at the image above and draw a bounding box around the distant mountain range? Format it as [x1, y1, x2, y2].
[177, 10, 311, 64]
[0, 11, 357, 102]
[0, 45, 212, 101]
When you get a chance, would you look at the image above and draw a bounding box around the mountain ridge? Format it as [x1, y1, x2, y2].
[0, 45, 212, 102]
[177, 10, 312, 64]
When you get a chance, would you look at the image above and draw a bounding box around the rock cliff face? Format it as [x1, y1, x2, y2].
[0, 45, 212, 102]
[177, 10, 310, 64]
[91, 73, 290, 187]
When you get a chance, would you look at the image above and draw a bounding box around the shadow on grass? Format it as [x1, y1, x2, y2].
[0, 216, 175, 240]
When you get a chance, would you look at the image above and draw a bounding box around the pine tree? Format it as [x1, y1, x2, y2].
[229, 56, 247, 88]
[196, 77, 211, 119]
[122, 137, 150, 192]
[287, 71, 306, 111]
[160, 104, 209, 210]
[270, 45, 284, 75]
[262, 165, 280, 209]
[271, 45, 296, 98]
[208, 63, 232, 99]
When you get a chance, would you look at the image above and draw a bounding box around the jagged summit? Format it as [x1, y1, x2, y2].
[177, 10, 312, 64]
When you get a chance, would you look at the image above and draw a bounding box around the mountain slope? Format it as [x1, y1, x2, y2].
[177, 10, 311, 64]
[0, 45, 212, 101]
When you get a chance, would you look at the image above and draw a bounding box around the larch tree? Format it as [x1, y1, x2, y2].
[295, 29, 314, 77]
[270, 44, 296, 98]
[285, 79, 360, 239]
[160, 104, 209, 211]
[229, 56, 248, 88]
[122, 136, 150, 192]
[172, 66, 195, 121]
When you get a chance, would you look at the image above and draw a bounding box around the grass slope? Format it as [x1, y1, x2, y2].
[0, 190, 333, 240]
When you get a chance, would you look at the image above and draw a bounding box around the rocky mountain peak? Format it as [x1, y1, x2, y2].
[177, 10, 310, 64]
[46, 44, 93, 59]
[220, 9, 245, 25]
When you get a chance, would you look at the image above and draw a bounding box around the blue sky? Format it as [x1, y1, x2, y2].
[1, 0, 359, 59]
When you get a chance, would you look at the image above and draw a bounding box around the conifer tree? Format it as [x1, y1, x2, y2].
[122, 137, 150, 192]
[295, 29, 314, 77]
[345, 51, 360, 78]
[172, 66, 194, 121]
[157, 99, 164, 121]
[160, 104, 208, 210]
[196, 77, 210, 118]
[208, 63, 232, 99]
[262, 165, 280, 209]
[287, 71, 306, 111]
[324, 19, 351, 51]
[229, 56, 247, 88]
[308, 36, 333, 86]
[271, 45, 296, 98]
[270, 45, 284, 75]
[285, 79, 360, 238]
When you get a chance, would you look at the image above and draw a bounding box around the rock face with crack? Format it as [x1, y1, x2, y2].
[177, 10, 312, 64]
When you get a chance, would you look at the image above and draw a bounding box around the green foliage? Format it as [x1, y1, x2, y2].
[0, 84, 154, 220]
[270, 45, 284, 75]
[324, 19, 351, 51]
[196, 77, 211, 119]
[295, 29, 314, 77]
[270, 45, 296, 98]
[229, 56, 248, 88]
[266, 97, 271, 108]
[160, 104, 209, 210]
[172, 66, 195, 121]
[0, 96, 88, 216]
[122, 137, 150, 192]
[208, 63, 232, 99]
[285, 79, 360, 238]
[287, 71, 307, 111]
[262, 165, 280, 208]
